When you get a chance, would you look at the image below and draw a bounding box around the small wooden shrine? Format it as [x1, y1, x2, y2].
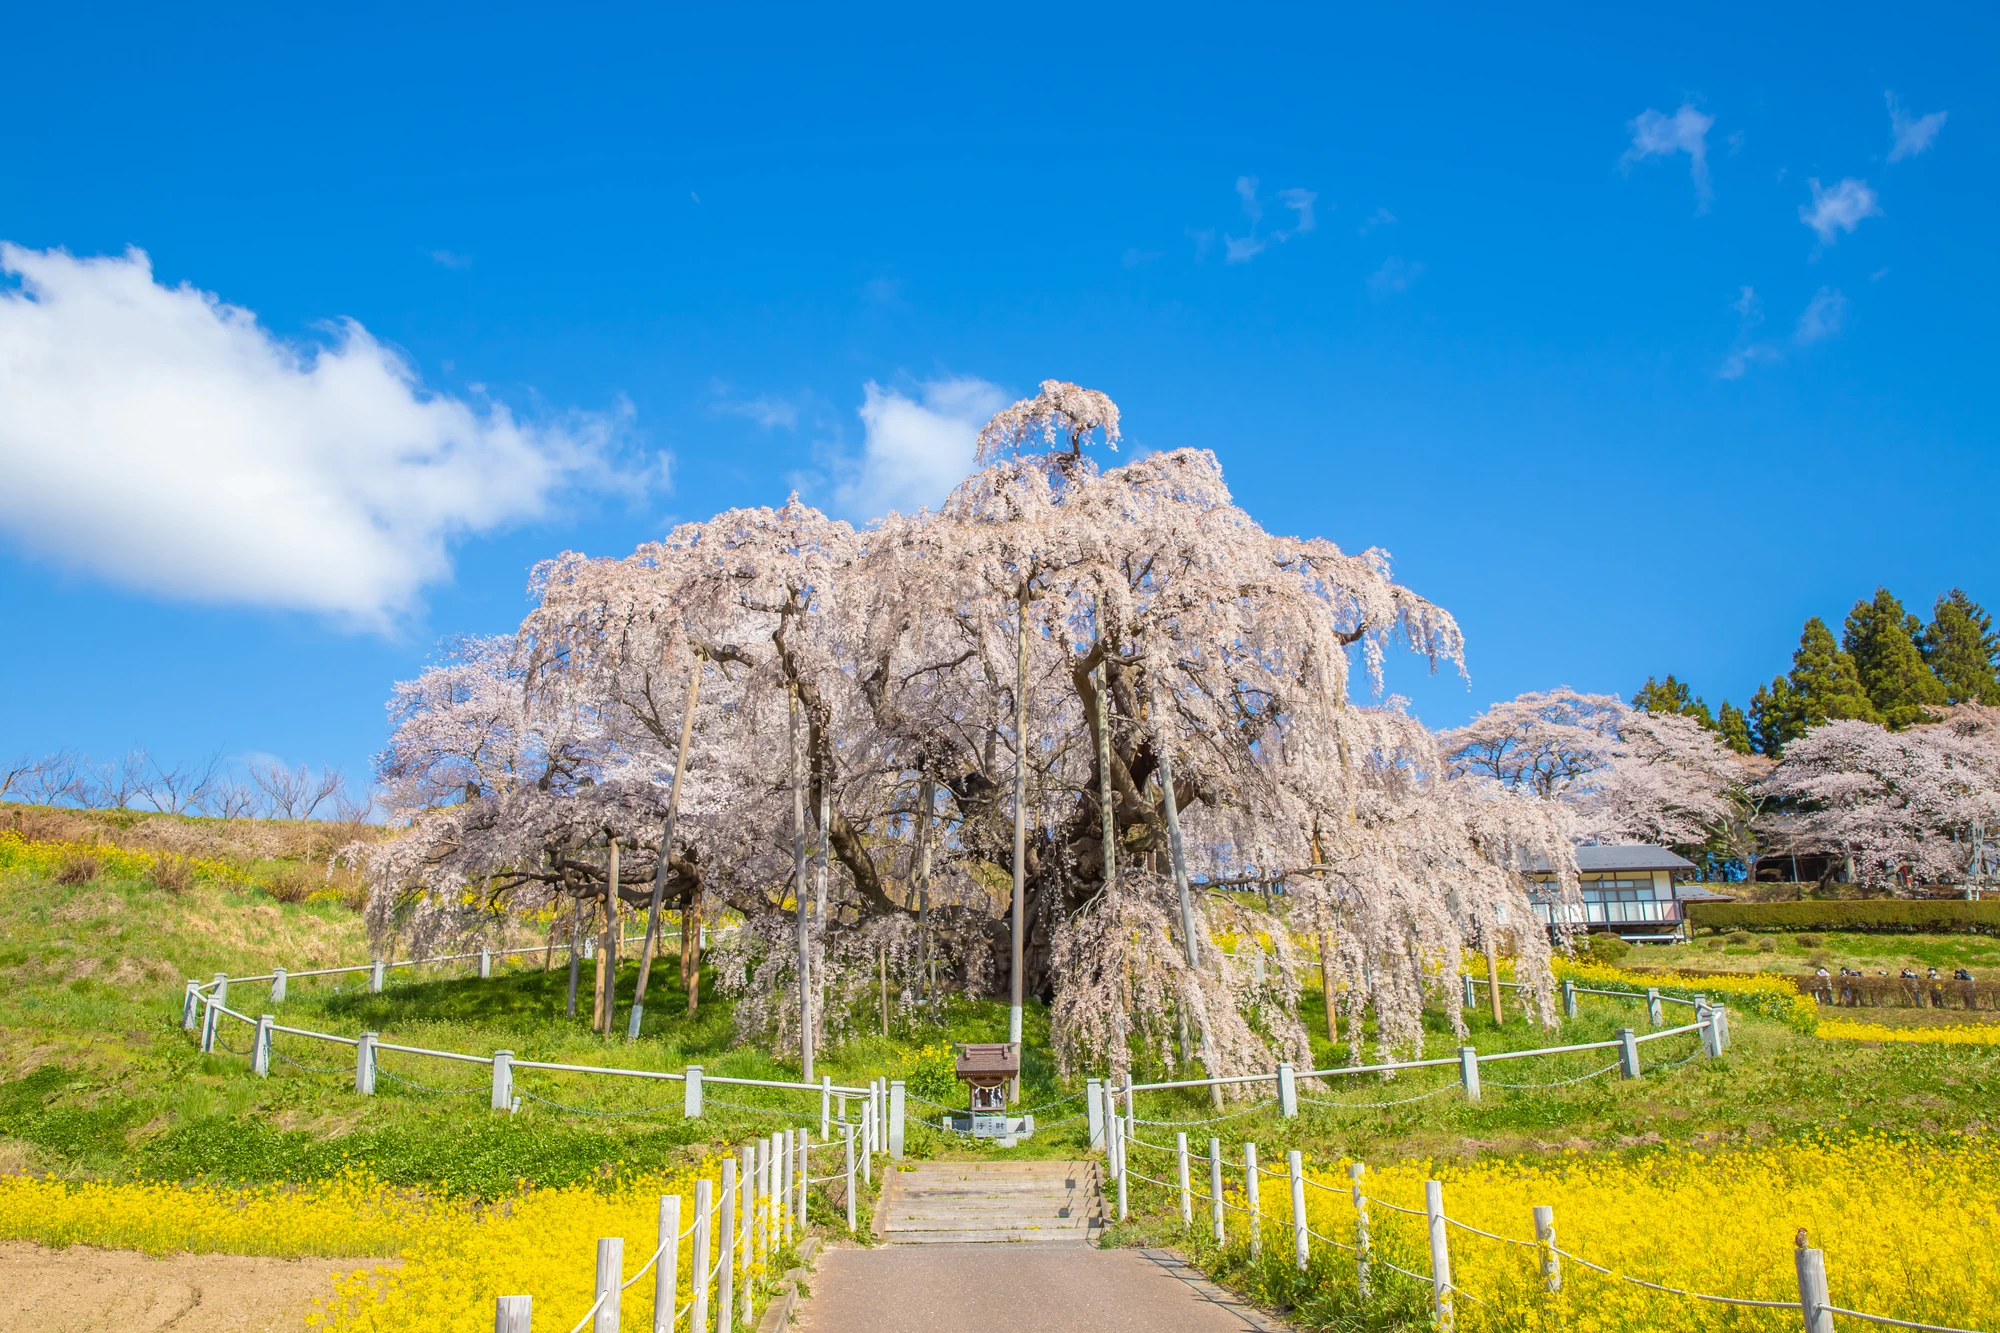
[954, 1042, 1019, 1137]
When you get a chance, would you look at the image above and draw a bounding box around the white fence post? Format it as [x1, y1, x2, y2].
[1618, 1028, 1641, 1079]
[593, 1236, 623, 1333]
[1458, 1047, 1481, 1101]
[370, 959, 384, 993]
[213, 973, 229, 1010]
[821, 1075, 832, 1140]
[200, 991, 218, 1053]
[1713, 1005, 1730, 1051]
[1086, 1078, 1104, 1149]
[1462, 974, 1476, 1009]
[794, 1127, 808, 1231]
[1288, 1150, 1307, 1272]
[739, 1147, 754, 1328]
[1175, 1132, 1192, 1227]
[182, 980, 201, 1030]
[1244, 1142, 1261, 1258]
[1699, 1002, 1720, 1057]
[720, 1159, 737, 1333]
[777, 1133, 792, 1248]
[1796, 1245, 1834, 1333]
[888, 1079, 906, 1159]
[1209, 1136, 1225, 1244]
[690, 1181, 711, 1333]
[1112, 1116, 1129, 1221]
[271, 968, 287, 1004]
[1277, 1062, 1297, 1117]
[1562, 979, 1577, 1019]
[755, 1138, 770, 1258]
[356, 1032, 376, 1095]
[1646, 987, 1663, 1027]
[655, 1194, 680, 1333]
[491, 1051, 513, 1111]
[1533, 1204, 1559, 1293]
[843, 1123, 857, 1231]
[252, 1015, 272, 1077]
[1124, 1083, 1135, 1143]
[480, 947, 492, 980]
[1425, 1179, 1453, 1333]
[1349, 1163, 1371, 1301]
[494, 1294, 531, 1332]
[684, 1065, 703, 1118]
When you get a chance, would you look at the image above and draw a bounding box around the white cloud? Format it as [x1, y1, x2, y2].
[1367, 256, 1424, 298]
[1224, 235, 1268, 265]
[1223, 177, 1318, 264]
[1794, 286, 1848, 344]
[0, 244, 630, 629]
[1622, 103, 1716, 209]
[1186, 227, 1216, 262]
[831, 377, 1009, 519]
[429, 250, 472, 270]
[1799, 178, 1882, 244]
[1886, 93, 1947, 163]
[1278, 188, 1317, 234]
[1358, 207, 1396, 235]
[1719, 285, 1780, 378]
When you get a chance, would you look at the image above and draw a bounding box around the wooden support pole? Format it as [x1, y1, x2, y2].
[592, 1236, 622, 1333]
[493, 1295, 531, 1333]
[655, 1194, 680, 1333]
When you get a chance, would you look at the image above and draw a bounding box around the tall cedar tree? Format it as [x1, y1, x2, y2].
[1631, 674, 1717, 728]
[1717, 700, 1754, 754]
[1922, 589, 2000, 705]
[1749, 616, 1878, 754]
[1844, 588, 1946, 729]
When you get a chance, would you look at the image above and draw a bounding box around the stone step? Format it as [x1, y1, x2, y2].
[879, 1161, 1105, 1246]
[880, 1227, 1096, 1245]
[885, 1215, 1092, 1233]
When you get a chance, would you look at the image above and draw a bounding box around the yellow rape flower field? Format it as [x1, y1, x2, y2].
[1814, 1018, 2000, 1045]
[1260, 1136, 2000, 1331]
[0, 1163, 750, 1333]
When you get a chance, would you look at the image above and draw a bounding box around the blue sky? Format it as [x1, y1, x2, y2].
[1, 2, 1993, 797]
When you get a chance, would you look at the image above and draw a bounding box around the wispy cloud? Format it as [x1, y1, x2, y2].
[1222, 176, 1320, 264]
[1186, 227, 1216, 262]
[830, 377, 1009, 519]
[1122, 248, 1163, 269]
[1367, 257, 1424, 299]
[429, 249, 472, 270]
[710, 383, 800, 430]
[1886, 93, 1947, 163]
[1358, 207, 1396, 235]
[1622, 103, 1716, 209]
[1793, 286, 1847, 344]
[1799, 178, 1882, 245]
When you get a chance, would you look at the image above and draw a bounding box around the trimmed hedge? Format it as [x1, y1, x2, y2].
[1688, 899, 2000, 935]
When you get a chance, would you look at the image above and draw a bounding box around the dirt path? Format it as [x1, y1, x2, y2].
[797, 1244, 1287, 1333]
[0, 1241, 393, 1333]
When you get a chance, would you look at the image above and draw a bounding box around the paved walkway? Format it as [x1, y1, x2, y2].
[796, 1244, 1286, 1333]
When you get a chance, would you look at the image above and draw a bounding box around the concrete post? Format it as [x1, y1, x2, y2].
[369, 959, 385, 993]
[1288, 1150, 1307, 1272]
[1124, 1083, 1135, 1143]
[479, 947, 492, 980]
[182, 981, 201, 1030]
[494, 1295, 531, 1332]
[843, 1123, 857, 1232]
[1425, 1179, 1453, 1332]
[684, 1065, 703, 1118]
[356, 1032, 376, 1095]
[1458, 1046, 1481, 1101]
[583, 935, 594, 960]
[199, 993, 218, 1053]
[593, 1236, 623, 1333]
[491, 1051, 513, 1111]
[271, 968, 287, 1004]
[1699, 1003, 1720, 1057]
[821, 1075, 831, 1140]
[1086, 1078, 1104, 1149]
[690, 1181, 711, 1333]
[1350, 1163, 1371, 1301]
[1112, 1117, 1128, 1221]
[1277, 1062, 1297, 1117]
[754, 1138, 769, 1259]
[1244, 1142, 1261, 1258]
[654, 1194, 680, 1333]
[1534, 1204, 1560, 1293]
[213, 973, 229, 1010]
[1713, 1005, 1730, 1051]
[1646, 987, 1663, 1028]
[794, 1127, 808, 1231]
[777, 1134, 792, 1247]
[1209, 1136, 1225, 1244]
[888, 1079, 906, 1160]
[1796, 1246, 1834, 1333]
[719, 1160, 736, 1333]
[1618, 1027, 1641, 1079]
[740, 1148, 754, 1328]
[1462, 974, 1476, 1010]
[1562, 979, 1577, 1020]
[252, 1015, 273, 1077]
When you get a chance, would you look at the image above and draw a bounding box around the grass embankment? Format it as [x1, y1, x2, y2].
[1630, 928, 2000, 980]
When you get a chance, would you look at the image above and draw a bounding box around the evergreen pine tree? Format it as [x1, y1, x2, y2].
[1921, 588, 2000, 705]
[1749, 676, 1800, 755]
[1631, 674, 1717, 728]
[1717, 700, 1753, 754]
[1752, 617, 1878, 755]
[1843, 588, 1946, 729]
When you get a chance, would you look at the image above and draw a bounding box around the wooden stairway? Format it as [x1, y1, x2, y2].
[877, 1160, 1105, 1246]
